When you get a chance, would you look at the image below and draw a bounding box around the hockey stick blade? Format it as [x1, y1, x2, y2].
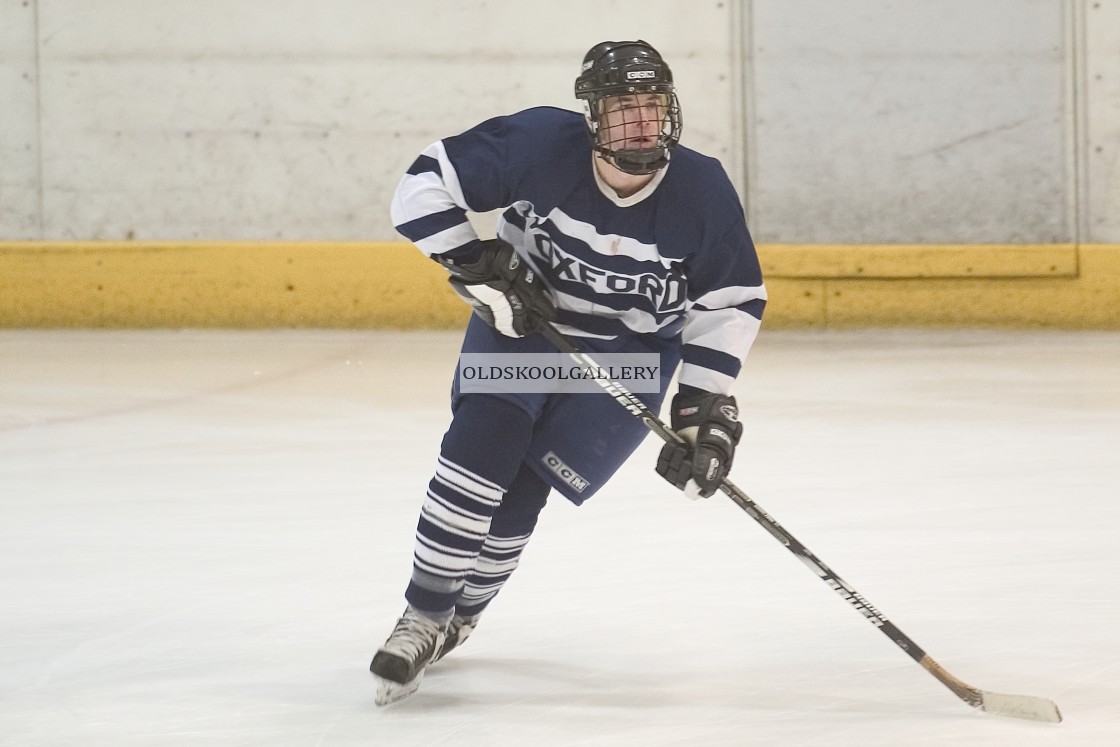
[539, 324, 1062, 724]
[979, 691, 1062, 723]
[919, 655, 1061, 722]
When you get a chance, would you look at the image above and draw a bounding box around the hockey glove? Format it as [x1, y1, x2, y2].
[440, 239, 555, 338]
[656, 391, 743, 499]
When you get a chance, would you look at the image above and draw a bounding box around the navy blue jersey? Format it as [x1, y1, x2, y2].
[392, 106, 766, 394]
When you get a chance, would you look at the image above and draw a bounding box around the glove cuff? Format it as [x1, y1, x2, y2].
[669, 391, 742, 441]
[437, 239, 517, 283]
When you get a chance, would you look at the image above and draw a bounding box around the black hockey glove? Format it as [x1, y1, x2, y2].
[656, 391, 743, 499]
[439, 239, 555, 338]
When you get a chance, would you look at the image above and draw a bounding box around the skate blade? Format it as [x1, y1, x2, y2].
[374, 672, 424, 706]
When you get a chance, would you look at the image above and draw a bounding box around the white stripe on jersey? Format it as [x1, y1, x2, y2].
[413, 222, 479, 257]
[546, 284, 679, 334]
[540, 207, 672, 266]
[678, 365, 736, 395]
[390, 141, 476, 256]
[692, 282, 768, 310]
[679, 306, 763, 394]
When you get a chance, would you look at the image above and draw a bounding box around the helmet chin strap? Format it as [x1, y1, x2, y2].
[593, 142, 669, 176]
[610, 147, 669, 176]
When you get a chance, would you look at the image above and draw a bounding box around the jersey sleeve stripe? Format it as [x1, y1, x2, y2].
[680, 306, 762, 393]
[406, 153, 442, 176]
[681, 343, 741, 379]
[395, 206, 470, 243]
[677, 365, 736, 394]
[412, 222, 481, 257]
[391, 140, 481, 257]
[684, 306, 762, 354]
[692, 284, 768, 317]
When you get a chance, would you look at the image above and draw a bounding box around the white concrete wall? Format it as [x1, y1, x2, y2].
[0, 0, 40, 237]
[747, 0, 1072, 243]
[0, 0, 739, 241]
[1086, 0, 1120, 241]
[0, 0, 1117, 243]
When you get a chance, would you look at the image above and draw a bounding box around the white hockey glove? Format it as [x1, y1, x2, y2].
[439, 239, 555, 338]
[656, 391, 743, 499]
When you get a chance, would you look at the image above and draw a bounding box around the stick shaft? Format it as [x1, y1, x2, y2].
[538, 326, 971, 704]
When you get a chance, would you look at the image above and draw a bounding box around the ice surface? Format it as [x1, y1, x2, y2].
[1, 328, 1117, 746]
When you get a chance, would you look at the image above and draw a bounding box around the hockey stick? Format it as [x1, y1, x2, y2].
[538, 324, 1062, 723]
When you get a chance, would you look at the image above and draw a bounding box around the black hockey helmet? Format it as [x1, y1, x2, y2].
[574, 40, 682, 175]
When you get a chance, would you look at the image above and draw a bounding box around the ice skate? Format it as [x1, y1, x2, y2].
[370, 606, 447, 706]
[433, 613, 480, 664]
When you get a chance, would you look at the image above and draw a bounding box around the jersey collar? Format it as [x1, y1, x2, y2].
[592, 155, 668, 207]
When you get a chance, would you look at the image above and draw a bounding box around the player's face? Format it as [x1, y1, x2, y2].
[598, 93, 668, 150]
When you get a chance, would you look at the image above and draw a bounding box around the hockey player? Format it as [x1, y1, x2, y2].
[370, 40, 766, 705]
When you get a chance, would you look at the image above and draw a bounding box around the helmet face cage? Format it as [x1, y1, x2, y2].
[575, 41, 683, 175]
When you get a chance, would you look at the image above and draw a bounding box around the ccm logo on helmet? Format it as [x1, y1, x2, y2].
[627, 69, 657, 80]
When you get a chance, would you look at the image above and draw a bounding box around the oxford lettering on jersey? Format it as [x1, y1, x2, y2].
[532, 233, 686, 312]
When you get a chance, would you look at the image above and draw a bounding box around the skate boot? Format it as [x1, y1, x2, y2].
[433, 613, 480, 664]
[370, 606, 447, 706]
